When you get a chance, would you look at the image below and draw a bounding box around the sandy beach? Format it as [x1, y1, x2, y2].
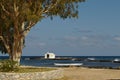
[63, 67, 120, 80]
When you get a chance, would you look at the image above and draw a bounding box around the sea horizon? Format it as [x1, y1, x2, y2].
[1, 56, 120, 68]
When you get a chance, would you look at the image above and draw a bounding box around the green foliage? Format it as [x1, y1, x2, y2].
[0, 59, 19, 72]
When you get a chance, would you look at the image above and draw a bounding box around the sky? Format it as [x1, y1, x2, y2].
[1, 0, 120, 56]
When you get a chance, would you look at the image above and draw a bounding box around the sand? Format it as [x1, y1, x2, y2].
[63, 67, 120, 80]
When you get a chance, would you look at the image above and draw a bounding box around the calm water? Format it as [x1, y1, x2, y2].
[0, 56, 120, 68]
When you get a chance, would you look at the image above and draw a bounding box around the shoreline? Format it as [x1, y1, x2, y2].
[1, 56, 120, 69]
[20, 65, 120, 70]
[1, 65, 120, 80]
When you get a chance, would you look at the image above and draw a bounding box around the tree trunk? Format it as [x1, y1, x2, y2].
[9, 51, 22, 66]
[9, 37, 24, 66]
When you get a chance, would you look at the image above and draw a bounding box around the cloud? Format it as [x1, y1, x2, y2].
[37, 42, 46, 47]
[64, 36, 78, 41]
[62, 36, 94, 47]
[26, 33, 120, 51]
[61, 35, 120, 48]
[72, 28, 93, 34]
[114, 37, 120, 41]
[81, 36, 88, 40]
[26, 41, 47, 49]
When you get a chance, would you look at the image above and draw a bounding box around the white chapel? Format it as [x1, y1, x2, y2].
[44, 52, 55, 59]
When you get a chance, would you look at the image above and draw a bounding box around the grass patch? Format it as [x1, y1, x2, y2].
[17, 67, 55, 73]
[0, 67, 56, 73]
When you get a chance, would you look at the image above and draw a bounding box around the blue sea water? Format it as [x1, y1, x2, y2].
[0, 56, 120, 68]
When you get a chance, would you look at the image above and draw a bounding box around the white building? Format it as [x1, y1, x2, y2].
[44, 52, 55, 59]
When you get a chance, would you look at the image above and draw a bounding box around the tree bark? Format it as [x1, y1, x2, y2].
[9, 51, 22, 66]
[9, 36, 24, 66]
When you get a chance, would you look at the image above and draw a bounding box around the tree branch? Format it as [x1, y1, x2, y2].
[24, 22, 35, 36]
[0, 3, 10, 16]
[20, 21, 35, 38]
[19, 0, 60, 37]
[41, 0, 60, 14]
[0, 36, 3, 40]
[0, 36, 10, 53]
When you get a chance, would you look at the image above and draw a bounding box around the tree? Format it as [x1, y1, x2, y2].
[0, 0, 85, 65]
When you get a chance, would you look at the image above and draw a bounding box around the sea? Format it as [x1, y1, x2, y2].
[0, 56, 120, 69]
